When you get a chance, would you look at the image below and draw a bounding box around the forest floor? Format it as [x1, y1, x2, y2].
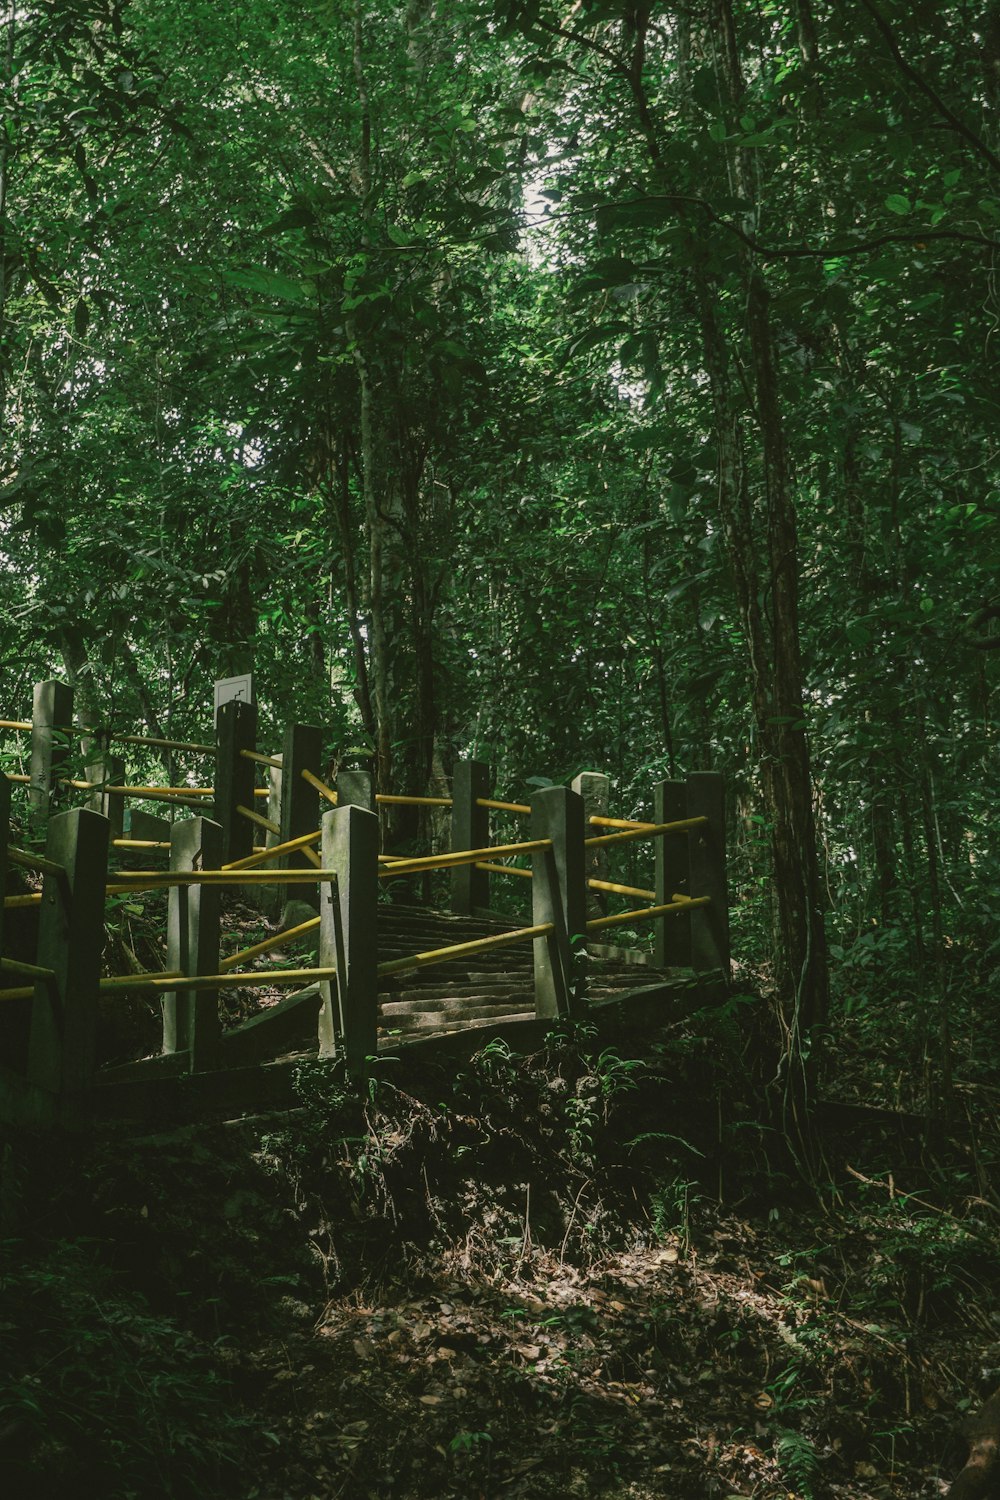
[2, 909, 997, 1498]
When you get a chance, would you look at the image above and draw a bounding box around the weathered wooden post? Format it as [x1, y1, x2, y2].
[28, 807, 109, 1100]
[279, 724, 322, 908]
[318, 804, 378, 1077]
[654, 780, 692, 969]
[85, 740, 126, 842]
[451, 759, 491, 916]
[572, 769, 610, 919]
[0, 775, 10, 959]
[686, 772, 730, 979]
[163, 817, 223, 1072]
[531, 786, 586, 1019]
[29, 680, 73, 816]
[335, 770, 373, 811]
[215, 699, 257, 864]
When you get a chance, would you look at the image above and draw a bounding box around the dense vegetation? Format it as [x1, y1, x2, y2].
[3, 3, 1000, 1492]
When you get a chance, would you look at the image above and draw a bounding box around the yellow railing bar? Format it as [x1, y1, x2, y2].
[0, 957, 55, 980]
[379, 838, 552, 879]
[376, 794, 454, 808]
[303, 845, 322, 868]
[378, 921, 554, 978]
[0, 719, 31, 732]
[105, 868, 337, 893]
[223, 830, 321, 872]
[240, 748, 283, 769]
[106, 785, 214, 799]
[254, 788, 270, 798]
[112, 839, 172, 850]
[237, 803, 280, 835]
[301, 768, 338, 805]
[588, 878, 657, 901]
[111, 733, 215, 754]
[0, 970, 185, 1003]
[588, 815, 657, 832]
[9, 848, 66, 877]
[584, 816, 707, 850]
[3, 893, 42, 908]
[476, 861, 533, 879]
[107, 967, 339, 994]
[476, 797, 530, 815]
[4, 773, 30, 784]
[220, 915, 321, 972]
[585, 896, 710, 932]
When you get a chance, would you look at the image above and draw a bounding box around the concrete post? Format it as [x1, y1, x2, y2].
[29, 680, 73, 815]
[28, 807, 109, 1098]
[279, 724, 323, 911]
[531, 786, 586, 1019]
[0, 775, 9, 959]
[318, 804, 378, 1077]
[572, 769, 611, 920]
[451, 759, 491, 916]
[654, 780, 691, 969]
[335, 770, 373, 812]
[164, 817, 222, 1072]
[686, 772, 730, 978]
[85, 743, 126, 842]
[215, 699, 257, 864]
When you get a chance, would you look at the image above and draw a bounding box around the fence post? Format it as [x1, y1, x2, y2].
[215, 699, 257, 864]
[336, 770, 373, 811]
[29, 680, 73, 816]
[318, 804, 378, 1077]
[686, 771, 730, 978]
[279, 724, 323, 910]
[85, 740, 126, 842]
[654, 780, 692, 969]
[0, 775, 9, 959]
[28, 807, 109, 1099]
[451, 759, 491, 915]
[572, 769, 610, 920]
[531, 786, 586, 1019]
[163, 817, 223, 1072]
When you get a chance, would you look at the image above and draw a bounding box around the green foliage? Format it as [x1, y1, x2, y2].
[0, 1240, 255, 1496]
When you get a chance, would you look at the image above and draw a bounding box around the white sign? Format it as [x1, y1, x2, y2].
[214, 674, 254, 723]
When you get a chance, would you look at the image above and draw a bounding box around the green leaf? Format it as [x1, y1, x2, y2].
[708, 120, 728, 143]
[885, 194, 910, 215]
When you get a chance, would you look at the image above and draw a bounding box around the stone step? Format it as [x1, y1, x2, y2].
[380, 1003, 532, 1033]
[380, 995, 527, 1018]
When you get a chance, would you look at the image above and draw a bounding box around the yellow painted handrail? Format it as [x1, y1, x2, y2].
[378, 921, 554, 978]
[376, 793, 454, 808]
[476, 797, 530, 815]
[3, 893, 42, 908]
[237, 803, 280, 835]
[223, 830, 321, 872]
[379, 838, 552, 879]
[220, 915, 321, 972]
[588, 815, 657, 832]
[475, 861, 533, 879]
[585, 895, 710, 932]
[4, 773, 30, 784]
[588, 878, 657, 901]
[0, 720, 31, 732]
[240, 748, 282, 769]
[105, 868, 337, 893]
[106, 785, 214, 799]
[0, 957, 55, 980]
[301, 767, 338, 805]
[113, 839, 172, 850]
[0, 970, 185, 1003]
[9, 848, 66, 878]
[584, 816, 707, 850]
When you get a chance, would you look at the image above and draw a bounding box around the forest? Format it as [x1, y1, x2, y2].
[2, 0, 1000, 1496]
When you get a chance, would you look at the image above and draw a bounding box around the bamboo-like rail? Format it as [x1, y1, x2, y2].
[585, 895, 709, 932]
[379, 838, 552, 879]
[220, 915, 321, 972]
[584, 816, 707, 849]
[9, 848, 66, 877]
[476, 797, 530, 815]
[475, 861, 533, 878]
[587, 877, 657, 901]
[301, 767, 338, 805]
[105, 868, 337, 893]
[223, 830, 321, 872]
[237, 803, 280, 835]
[378, 921, 554, 979]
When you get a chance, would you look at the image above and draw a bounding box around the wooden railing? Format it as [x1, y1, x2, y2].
[0, 678, 730, 1123]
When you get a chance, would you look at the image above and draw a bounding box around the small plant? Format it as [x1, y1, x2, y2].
[775, 1427, 819, 1499]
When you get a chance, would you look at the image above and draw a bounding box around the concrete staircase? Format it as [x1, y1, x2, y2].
[374, 904, 666, 1042]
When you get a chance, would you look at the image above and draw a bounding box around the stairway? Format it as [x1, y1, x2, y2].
[373, 904, 668, 1043]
